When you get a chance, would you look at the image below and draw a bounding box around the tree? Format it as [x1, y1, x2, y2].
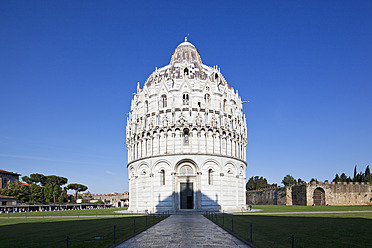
[21, 173, 46, 203]
[353, 165, 357, 182]
[22, 176, 33, 185]
[1, 181, 30, 203]
[340, 173, 350, 182]
[43, 184, 54, 203]
[333, 173, 340, 183]
[282, 174, 296, 186]
[44, 175, 68, 203]
[310, 178, 318, 183]
[67, 183, 88, 200]
[58, 187, 68, 203]
[246, 176, 272, 191]
[69, 194, 76, 203]
[29, 184, 43, 203]
[22, 173, 46, 186]
[365, 165, 371, 183]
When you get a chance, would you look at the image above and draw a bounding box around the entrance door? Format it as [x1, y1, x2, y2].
[313, 188, 325, 206]
[180, 182, 193, 209]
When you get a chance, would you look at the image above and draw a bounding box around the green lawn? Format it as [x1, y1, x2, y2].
[0, 207, 137, 217]
[208, 211, 372, 248]
[245, 205, 372, 213]
[0, 215, 167, 248]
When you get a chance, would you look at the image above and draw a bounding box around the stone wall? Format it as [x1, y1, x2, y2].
[246, 182, 372, 206]
[292, 184, 307, 205]
[305, 182, 372, 206]
[246, 187, 287, 205]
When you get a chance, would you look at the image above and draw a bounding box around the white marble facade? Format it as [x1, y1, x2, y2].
[126, 38, 247, 212]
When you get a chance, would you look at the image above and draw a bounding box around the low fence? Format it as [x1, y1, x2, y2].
[55, 212, 169, 248]
[205, 212, 304, 248]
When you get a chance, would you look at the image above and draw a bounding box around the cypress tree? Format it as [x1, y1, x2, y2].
[353, 165, 357, 182]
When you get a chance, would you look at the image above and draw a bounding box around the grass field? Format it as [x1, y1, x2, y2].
[0, 207, 137, 217]
[0, 214, 167, 248]
[1, 206, 371, 248]
[208, 210, 372, 248]
[243, 205, 372, 213]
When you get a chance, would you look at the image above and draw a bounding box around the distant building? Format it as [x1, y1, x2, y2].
[0, 169, 20, 189]
[0, 195, 17, 206]
[83, 192, 129, 207]
[246, 181, 372, 206]
[126, 38, 248, 212]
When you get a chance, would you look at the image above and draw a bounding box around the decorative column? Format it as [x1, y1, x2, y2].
[205, 131, 207, 153]
[165, 133, 168, 154]
[190, 131, 193, 152]
[144, 139, 147, 157]
[151, 136, 154, 156]
[180, 130, 183, 152]
[220, 172, 224, 210]
[150, 170, 154, 213]
[158, 134, 161, 155]
[173, 131, 175, 153]
[171, 172, 177, 211]
[140, 140, 143, 158]
[219, 135, 222, 155]
[212, 133, 215, 154]
[196, 172, 202, 210]
[197, 131, 200, 153]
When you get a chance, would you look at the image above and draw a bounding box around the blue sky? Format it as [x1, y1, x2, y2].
[1, 1, 371, 193]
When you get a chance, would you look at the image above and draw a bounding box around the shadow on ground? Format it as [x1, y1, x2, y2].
[210, 213, 372, 248]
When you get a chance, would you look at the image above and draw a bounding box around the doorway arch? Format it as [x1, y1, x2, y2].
[313, 187, 325, 206]
[175, 160, 198, 210]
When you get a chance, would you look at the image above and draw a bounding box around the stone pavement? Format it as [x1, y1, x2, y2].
[116, 214, 251, 248]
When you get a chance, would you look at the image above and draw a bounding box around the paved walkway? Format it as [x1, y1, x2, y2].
[116, 214, 250, 248]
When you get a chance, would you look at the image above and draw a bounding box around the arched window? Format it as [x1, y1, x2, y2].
[183, 93, 189, 105]
[160, 170, 165, 185]
[204, 94, 210, 104]
[223, 99, 227, 111]
[208, 169, 213, 185]
[161, 95, 167, 108]
[183, 128, 189, 145]
[180, 165, 193, 176]
[184, 68, 189, 76]
[145, 100, 149, 112]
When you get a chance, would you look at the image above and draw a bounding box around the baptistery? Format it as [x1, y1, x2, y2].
[126, 38, 247, 212]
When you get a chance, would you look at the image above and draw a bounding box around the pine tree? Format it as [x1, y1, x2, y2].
[246, 176, 272, 190]
[29, 184, 43, 203]
[282, 174, 297, 186]
[333, 173, 340, 183]
[340, 173, 348, 182]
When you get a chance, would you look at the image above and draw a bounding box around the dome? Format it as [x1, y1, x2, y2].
[144, 38, 231, 88]
[177, 40, 195, 48]
[170, 38, 202, 65]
